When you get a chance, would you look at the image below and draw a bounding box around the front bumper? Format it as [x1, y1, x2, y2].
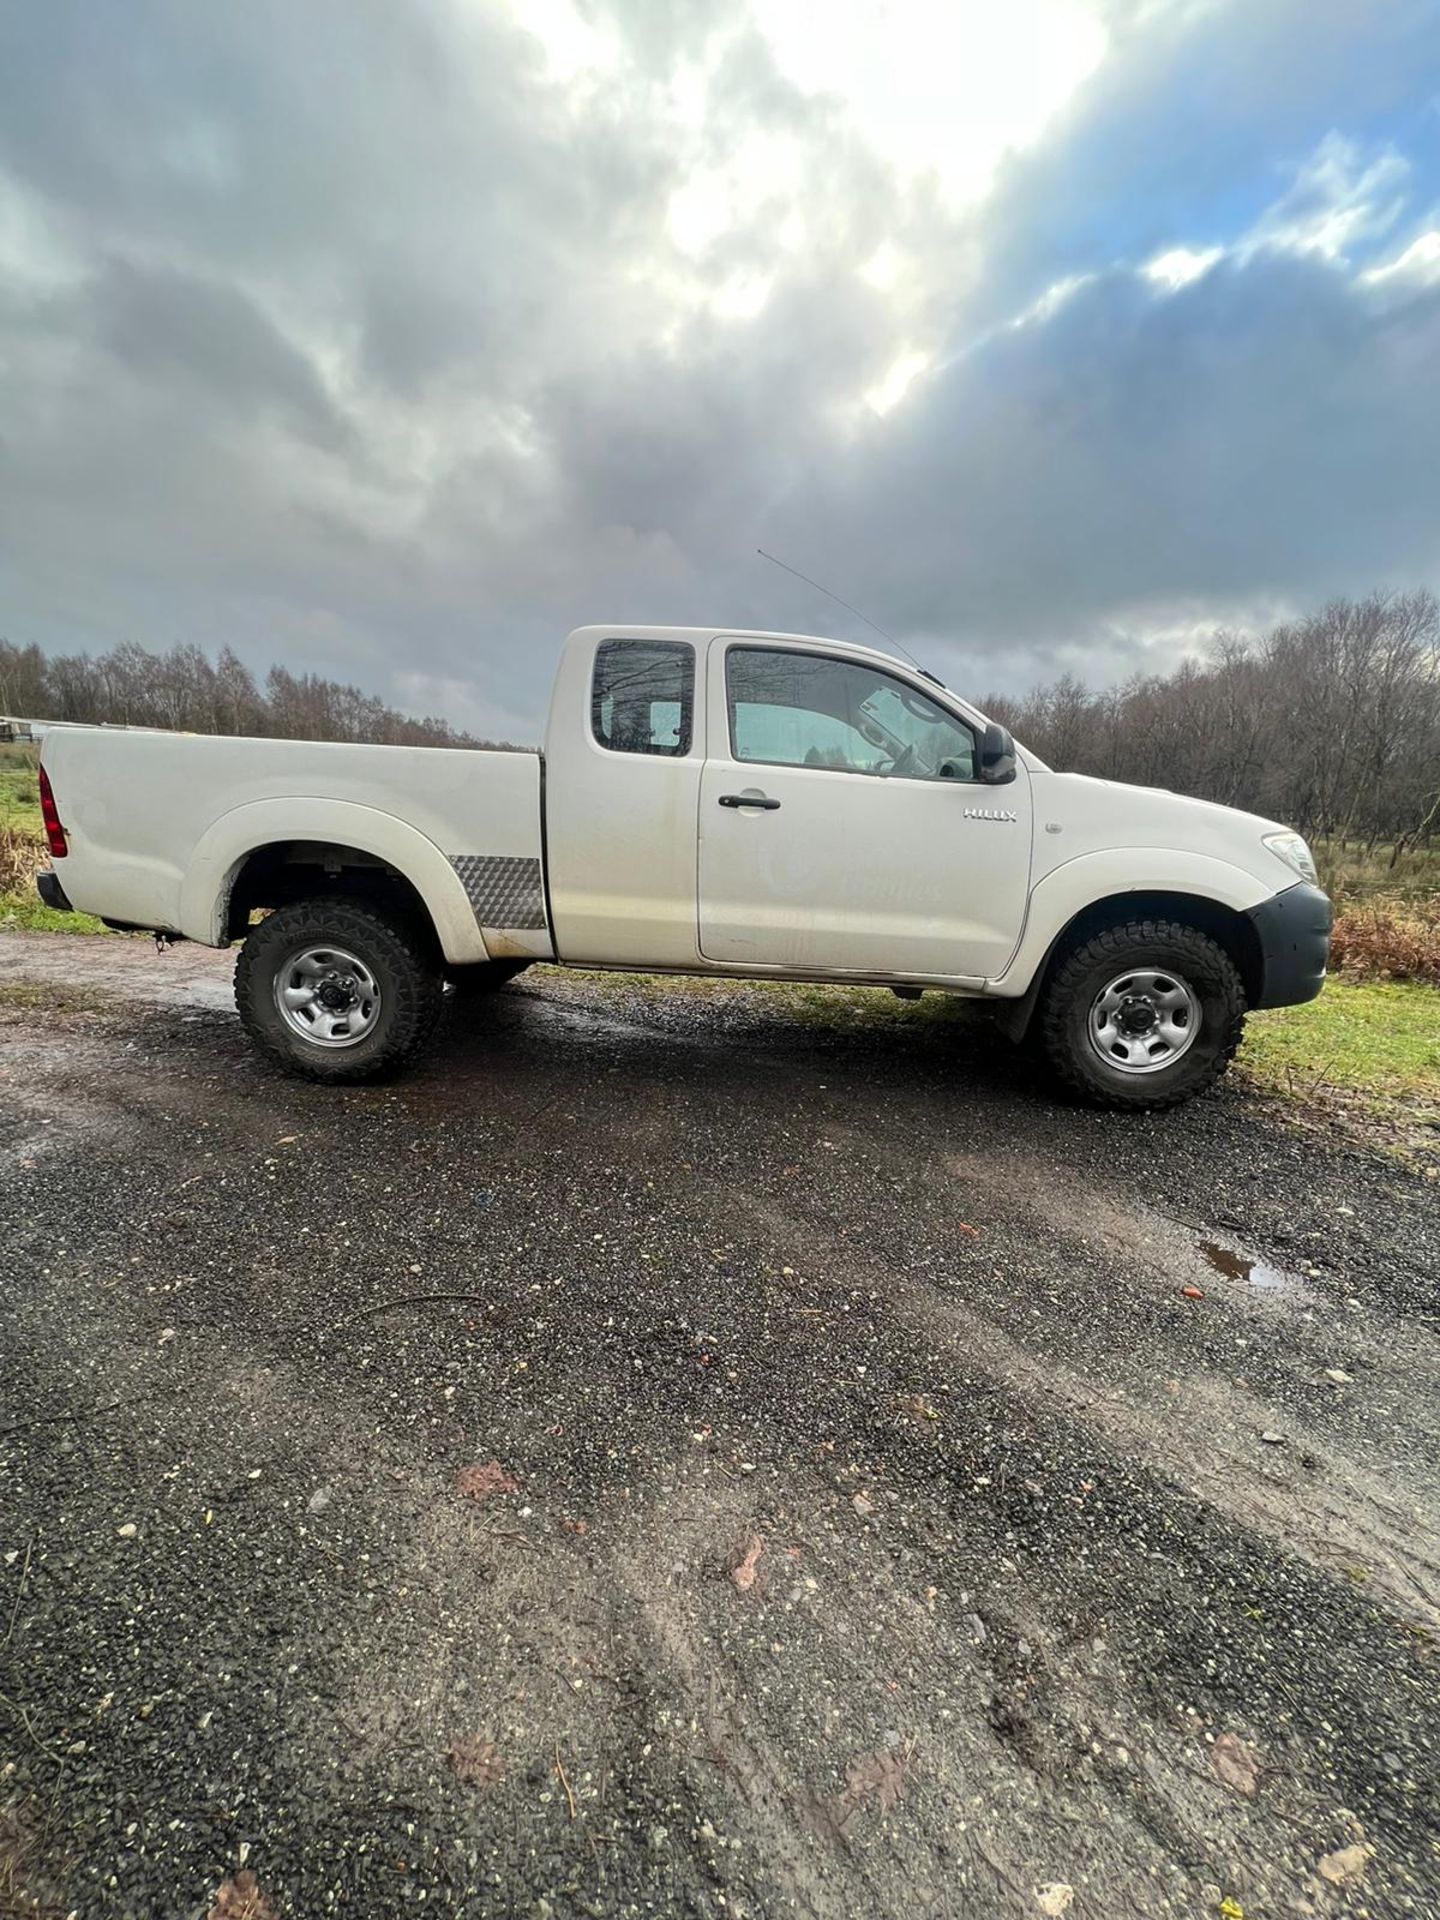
[1245, 882, 1332, 1009]
[36, 870, 74, 914]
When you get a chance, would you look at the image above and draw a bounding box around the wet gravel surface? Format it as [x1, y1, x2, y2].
[1, 934, 1438, 1920]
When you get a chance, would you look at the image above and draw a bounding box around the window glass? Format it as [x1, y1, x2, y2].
[727, 648, 976, 780]
[591, 640, 694, 756]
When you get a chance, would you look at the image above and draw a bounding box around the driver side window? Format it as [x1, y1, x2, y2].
[726, 647, 977, 780]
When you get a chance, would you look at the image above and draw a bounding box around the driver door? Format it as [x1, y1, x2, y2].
[697, 639, 1032, 979]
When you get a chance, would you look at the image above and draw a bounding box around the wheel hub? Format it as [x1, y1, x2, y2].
[1087, 968, 1200, 1075]
[1115, 995, 1159, 1036]
[317, 972, 359, 1012]
[274, 944, 382, 1048]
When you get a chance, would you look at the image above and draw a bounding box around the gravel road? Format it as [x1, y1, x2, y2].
[2, 931, 1437, 1920]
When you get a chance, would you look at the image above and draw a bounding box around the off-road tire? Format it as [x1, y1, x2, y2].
[448, 959, 532, 998]
[235, 897, 444, 1083]
[1039, 918, 1245, 1109]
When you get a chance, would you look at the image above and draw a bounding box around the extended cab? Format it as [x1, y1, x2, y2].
[34, 625, 1331, 1105]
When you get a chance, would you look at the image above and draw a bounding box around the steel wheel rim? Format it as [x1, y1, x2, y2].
[274, 944, 382, 1048]
[1087, 967, 1200, 1075]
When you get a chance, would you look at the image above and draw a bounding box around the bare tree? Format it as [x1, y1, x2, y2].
[986, 590, 1440, 852]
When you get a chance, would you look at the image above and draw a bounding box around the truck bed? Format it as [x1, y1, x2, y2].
[40, 726, 549, 960]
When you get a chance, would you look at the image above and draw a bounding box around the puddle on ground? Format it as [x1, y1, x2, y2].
[1198, 1240, 1314, 1300]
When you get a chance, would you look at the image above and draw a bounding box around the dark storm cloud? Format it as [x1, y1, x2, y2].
[774, 248, 1440, 690]
[87, 258, 346, 445]
[1, 0, 1438, 734]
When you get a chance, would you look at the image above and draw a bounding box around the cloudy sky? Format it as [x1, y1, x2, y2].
[2, 0, 1439, 739]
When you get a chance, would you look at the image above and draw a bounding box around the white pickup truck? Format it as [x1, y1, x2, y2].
[34, 624, 1330, 1106]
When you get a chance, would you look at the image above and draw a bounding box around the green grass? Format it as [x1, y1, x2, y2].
[0, 747, 108, 931]
[0, 894, 109, 934]
[0, 764, 42, 836]
[1239, 979, 1440, 1143]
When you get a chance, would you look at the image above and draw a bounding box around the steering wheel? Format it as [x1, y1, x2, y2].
[885, 742, 919, 778]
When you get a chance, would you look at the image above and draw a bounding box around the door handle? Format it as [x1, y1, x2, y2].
[719, 792, 781, 811]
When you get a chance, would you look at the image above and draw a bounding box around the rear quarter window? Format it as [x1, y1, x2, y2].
[591, 639, 695, 757]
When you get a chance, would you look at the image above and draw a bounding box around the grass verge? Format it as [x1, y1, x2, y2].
[0, 894, 109, 934]
[1237, 980, 1439, 1160]
[0, 761, 43, 836]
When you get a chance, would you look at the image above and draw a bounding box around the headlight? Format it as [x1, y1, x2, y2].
[1263, 830, 1318, 884]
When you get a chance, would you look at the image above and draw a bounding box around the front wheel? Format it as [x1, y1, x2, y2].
[1038, 920, 1245, 1109]
[235, 897, 444, 1082]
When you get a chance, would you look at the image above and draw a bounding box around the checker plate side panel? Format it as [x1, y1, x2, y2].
[448, 854, 547, 931]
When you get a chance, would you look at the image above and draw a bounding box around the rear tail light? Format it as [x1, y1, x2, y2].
[38, 765, 69, 858]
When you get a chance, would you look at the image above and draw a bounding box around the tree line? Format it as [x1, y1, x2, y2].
[983, 590, 1440, 854]
[0, 638, 513, 750]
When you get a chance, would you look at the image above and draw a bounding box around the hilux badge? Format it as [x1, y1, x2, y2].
[964, 807, 1018, 822]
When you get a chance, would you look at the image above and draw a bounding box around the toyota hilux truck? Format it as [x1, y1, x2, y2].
[33, 625, 1330, 1106]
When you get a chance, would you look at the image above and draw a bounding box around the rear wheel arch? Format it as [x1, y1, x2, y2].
[179, 799, 488, 963]
[223, 839, 440, 956]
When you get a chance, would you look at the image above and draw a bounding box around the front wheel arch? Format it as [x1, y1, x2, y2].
[998, 889, 1260, 1043]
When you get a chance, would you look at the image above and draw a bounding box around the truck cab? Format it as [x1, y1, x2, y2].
[543, 626, 1028, 984]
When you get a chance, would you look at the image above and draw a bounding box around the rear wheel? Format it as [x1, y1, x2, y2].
[235, 897, 443, 1082]
[1039, 919, 1245, 1108]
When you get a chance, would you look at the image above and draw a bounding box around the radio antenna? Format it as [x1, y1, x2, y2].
[756, 547, 924, 671]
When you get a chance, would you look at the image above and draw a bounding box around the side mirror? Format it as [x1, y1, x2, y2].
[978, 721, 1017, 785]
